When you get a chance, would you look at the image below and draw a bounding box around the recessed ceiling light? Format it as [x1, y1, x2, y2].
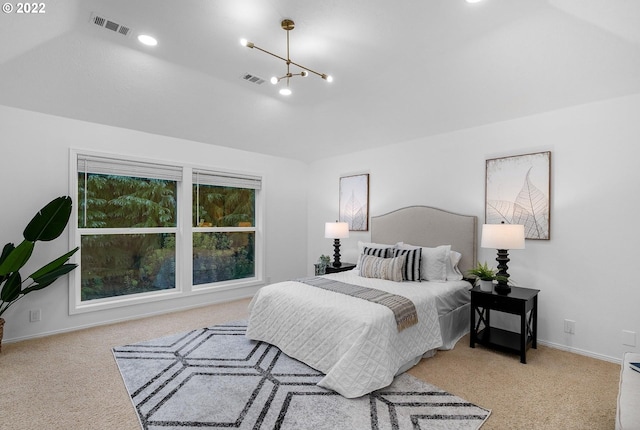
[137, 34, 158, 46]
[466, 0, 483, 3]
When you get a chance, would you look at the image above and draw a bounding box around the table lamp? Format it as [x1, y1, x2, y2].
[481, 222, 525, 294]
[325, 221, 349, 267]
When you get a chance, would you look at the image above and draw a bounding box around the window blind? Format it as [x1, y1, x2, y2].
[77, 154, 183, 182]
[193, 170, 262, 190]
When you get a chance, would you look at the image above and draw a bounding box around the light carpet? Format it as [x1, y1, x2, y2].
[113, 321, 490, 430]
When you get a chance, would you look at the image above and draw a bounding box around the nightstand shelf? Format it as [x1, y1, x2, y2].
[475, 327, 523, 353]
[470, 285, 540, 364]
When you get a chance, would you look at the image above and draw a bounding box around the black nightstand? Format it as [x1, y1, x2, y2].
[470, 285, 540, 364]
[324, 262, 356, 274]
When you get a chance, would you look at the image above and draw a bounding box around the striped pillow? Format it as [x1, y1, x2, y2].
[393, 248, 422, 281]
[363, 246, 393, 258]
[359, 254, 404, 282]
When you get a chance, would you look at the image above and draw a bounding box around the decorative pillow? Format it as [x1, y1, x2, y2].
[355, 241, 397, 269]
[363, 246, 392, 258]
[359, 254, 404, 282]
[446, 250, 464, 281]
[420, 245, 450, 281]
[393, 248, 422, 281]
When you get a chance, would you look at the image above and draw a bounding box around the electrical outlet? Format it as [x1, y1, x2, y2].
[29, 309, 41, 322]
[564, 319, 575, 334]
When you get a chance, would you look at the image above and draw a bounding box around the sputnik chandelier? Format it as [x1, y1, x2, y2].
[240, 19, 333, 96]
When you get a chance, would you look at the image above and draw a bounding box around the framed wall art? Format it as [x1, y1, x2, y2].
[339, 173, 369, 231]
[486, 151, 551, 240]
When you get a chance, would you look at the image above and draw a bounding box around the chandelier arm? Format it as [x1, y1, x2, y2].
[249, 48, 329, 80]
[287, 61, 325, 79]
[251, 45, 289, 64]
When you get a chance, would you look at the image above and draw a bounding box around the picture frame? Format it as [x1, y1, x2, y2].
[339, 174, 369, 231]
[485, 151, 551, 240]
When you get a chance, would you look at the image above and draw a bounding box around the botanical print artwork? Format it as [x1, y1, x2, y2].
[339, 174, 369, 231]
[486, 152, 551, 240]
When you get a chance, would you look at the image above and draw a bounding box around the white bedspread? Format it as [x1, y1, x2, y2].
[246, 270, 470, 398]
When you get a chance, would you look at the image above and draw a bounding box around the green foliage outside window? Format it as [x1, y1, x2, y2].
[193, 232, 254, 285]
[192, 184, 255, 285]
[78, 174, 177, 228]
[80, 233, 175, 301]
[193, 185, 255, 227]
[77, 173, 256, 301]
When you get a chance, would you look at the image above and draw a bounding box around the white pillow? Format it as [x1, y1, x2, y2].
[446, 251, 464, 281]
[420, 245, 450, 281]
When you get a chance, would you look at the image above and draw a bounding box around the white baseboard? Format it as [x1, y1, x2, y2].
[538, 339, 621, 365]
[3, 291, 256, 344]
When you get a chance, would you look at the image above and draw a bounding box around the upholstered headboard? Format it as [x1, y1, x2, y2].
[371, 206, 477, 275]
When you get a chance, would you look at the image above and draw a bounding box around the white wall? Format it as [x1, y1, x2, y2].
[0, 105, 308, 342]
[307, 93, 640, 362]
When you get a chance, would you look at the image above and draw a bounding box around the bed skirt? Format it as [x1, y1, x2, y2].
[395, 303, 470, 375]
[438, 303, 470, 350]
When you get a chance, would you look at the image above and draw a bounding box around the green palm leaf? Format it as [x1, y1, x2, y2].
[0, 240, 34, 276]
[23, 264, 78, 294]
[0, 272, 22, 302]
[28, 247, 79, 280]
[23, 196, 73, 242]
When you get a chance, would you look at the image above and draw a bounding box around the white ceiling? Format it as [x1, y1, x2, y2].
[1, 0, 639, 162]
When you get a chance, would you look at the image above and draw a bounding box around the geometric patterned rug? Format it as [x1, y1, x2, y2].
[113, 321, 490, 430]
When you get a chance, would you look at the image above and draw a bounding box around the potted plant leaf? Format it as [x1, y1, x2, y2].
[0, 196, 79, 352]
[467, 261, 501, 292]
[315, 255, 331, 275]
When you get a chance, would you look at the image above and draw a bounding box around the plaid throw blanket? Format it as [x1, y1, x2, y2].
[295, 277, 418, 331]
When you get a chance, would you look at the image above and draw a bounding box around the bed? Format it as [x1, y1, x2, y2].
[246, 206, 477, 398]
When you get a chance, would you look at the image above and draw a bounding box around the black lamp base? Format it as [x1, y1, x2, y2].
[494, 282, 511, 295]
[494, 248, 511, 295]
[332, 239, 342, 267]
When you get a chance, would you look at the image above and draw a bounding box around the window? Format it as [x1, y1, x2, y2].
[192, 170, 260, 286]
[71, 152, 262, 313]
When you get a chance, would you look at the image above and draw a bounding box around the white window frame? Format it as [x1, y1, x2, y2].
[69, 149, 264, 314]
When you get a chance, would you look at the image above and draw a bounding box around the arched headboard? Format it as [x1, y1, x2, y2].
[371, 206, 477, 275]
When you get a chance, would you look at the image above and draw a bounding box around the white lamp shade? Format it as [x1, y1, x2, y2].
[481, 224, 525, 249]
[325, 222, 349, 239]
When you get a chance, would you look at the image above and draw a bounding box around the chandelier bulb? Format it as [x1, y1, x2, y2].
[270, 77, 278, 85]
[301, 71, 308, 77]
[240, 39, 254, 48]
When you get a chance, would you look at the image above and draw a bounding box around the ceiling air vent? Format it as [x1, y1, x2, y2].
[240, 73, 266, 86]
[90, 12, 132, 37]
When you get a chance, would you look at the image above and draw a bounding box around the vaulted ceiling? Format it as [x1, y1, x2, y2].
[1, 0, 639, 162]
